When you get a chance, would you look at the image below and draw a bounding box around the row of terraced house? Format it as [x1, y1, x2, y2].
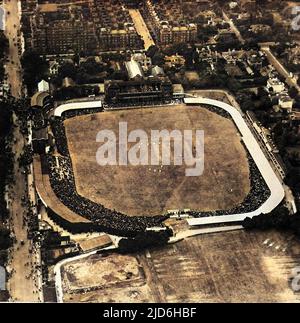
[20, 0, 144, 55]
[20, 0, 218, 55]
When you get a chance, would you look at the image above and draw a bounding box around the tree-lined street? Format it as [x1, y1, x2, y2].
[3, 0, 22, 98]
[129, 9, 155, 50]
[3, 0, 41, 302]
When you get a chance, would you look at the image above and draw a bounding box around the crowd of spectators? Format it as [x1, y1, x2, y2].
[200, 104, 232, 119]
[191, 104, 271, 217]
[49, 118, 69, 156]
[190, 156, 271, 218]
[61, 107, 103, 120]
[21, 187, 39, 241]
[46, 142, 167, 236]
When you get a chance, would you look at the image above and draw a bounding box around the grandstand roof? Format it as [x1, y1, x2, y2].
[125, 59, 144, 79]
[79, 235, 113, 253]
[31, 92, 50, 107]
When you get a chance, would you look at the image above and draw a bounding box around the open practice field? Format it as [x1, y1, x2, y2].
[61, 254, 143, 293]
[62, 230, 300, 303]
[64, 104, 250, 217]
[62, 253, 152, 303]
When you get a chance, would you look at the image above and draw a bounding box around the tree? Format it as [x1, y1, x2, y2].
[227, 78, 242, 93]
[0, 228, 12, 250]
[21, 49, 49, 94]
[241, 99, 254, 112]
[0, 99, 13, 223]
[80, 57, 104, 75]
[243, 206, 300, 237]
[0, 31, 8, 59]
[288, 87, 298, 99]
[152, 52, 165, 66]
[146, 45, 159, 58]
[58, 62, 77, 79]
[118, 230, 172, 253]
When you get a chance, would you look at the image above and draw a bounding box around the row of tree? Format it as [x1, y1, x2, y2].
[21, 49, 49, 96]
[0, 99, 14, 265]
[118, 230, 172, 253]
[0, 100, 13, 277]
[0, 31, 8, 83]
[243, 206, 300, 237]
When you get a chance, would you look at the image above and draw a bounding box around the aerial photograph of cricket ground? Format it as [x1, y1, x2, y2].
[0, 0, 300, 306]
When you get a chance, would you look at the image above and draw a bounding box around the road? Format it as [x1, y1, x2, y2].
[129, 9, 155, 50]
[3, 0, 42, 302]
[6, 116, 40, 302]
[3, 0, 23, 98]
[222, 11, 245, 45]
[261, 45, 300, 93]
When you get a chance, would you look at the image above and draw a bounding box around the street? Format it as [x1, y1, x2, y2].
[222, 11, 245, 45]
[3, 0, 42, 302]
[6, 116, 40, 302]
[4, 0, 23, 98]
[129, 9, 155, 50]
[222, 10, 299, 94]
[261, 45, 300, 94]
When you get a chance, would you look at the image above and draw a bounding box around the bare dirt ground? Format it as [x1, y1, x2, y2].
[62, 230, 300, 303]
[62, 254, 141, 291]
[64, 105, 250, 217]
[62, 253, 154, 303]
